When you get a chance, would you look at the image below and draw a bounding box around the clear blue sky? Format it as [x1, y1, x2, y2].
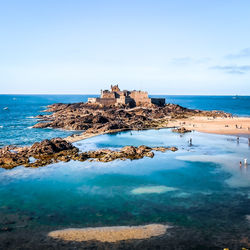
[0, 0, 250, 94]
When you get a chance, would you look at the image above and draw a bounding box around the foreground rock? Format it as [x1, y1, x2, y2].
[48, 224, 169, 243]
[0, 138, 78, 169]
[0, 140, 177, 169]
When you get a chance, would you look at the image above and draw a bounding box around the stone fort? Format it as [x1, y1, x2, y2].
[88, 85, 165, 107]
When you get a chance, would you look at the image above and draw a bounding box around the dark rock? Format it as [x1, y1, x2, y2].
[29, 138, 74, 155]
[172, 127, 192, 133]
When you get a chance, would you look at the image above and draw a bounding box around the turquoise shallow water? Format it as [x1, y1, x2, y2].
[0, 129, 250, 235]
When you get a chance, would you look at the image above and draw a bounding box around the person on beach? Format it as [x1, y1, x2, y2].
[189, 138, 192, 146]
[235, 124, 238, 129]
[248, 138, 250, 145]
[237, 137, 239, 144]
[244, 159, 247, 166]
[240, 161, 242, 167]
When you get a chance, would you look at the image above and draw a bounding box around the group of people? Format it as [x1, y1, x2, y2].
[240, 159, 248, 167]
[237, 136, 249, 167]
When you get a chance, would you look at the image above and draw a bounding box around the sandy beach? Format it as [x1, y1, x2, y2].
[65, 128, 130, 143]
[168, 116, 250, 137]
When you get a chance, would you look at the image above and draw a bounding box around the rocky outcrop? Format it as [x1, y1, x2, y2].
[172, 127, 192, 133]
[0, 138, 78, 169]
[29, 138, 75, 155]
[0, 141, 178, 169]
[33, 103, 231, 138]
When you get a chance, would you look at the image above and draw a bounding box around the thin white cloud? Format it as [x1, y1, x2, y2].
[225, 48, 250, 59]
[210, 65, 250, 74]
[171, 57, 211, 66]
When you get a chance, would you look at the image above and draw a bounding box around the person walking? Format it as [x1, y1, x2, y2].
[237, 137, 239, 144]
[189, 138, 192, 146]
[244, 158, 247, 166]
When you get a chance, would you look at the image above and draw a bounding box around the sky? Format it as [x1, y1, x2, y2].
[0, 0, 250, 95]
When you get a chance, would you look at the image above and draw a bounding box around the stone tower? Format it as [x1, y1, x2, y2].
[111, 84, 120, 92]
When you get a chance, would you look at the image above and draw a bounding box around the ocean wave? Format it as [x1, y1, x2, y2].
[26, 116, 35, 119]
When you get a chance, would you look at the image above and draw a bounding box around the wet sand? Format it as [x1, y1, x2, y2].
[65, 128, 130, 143]
[48, 224, 169, 242]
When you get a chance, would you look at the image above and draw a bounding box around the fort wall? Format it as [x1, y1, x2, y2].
[130, 91, 151, 105]
[87, 85, 165, 107]
[151, 98, 165, 106]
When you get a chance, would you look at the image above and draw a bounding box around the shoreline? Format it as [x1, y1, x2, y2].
[65, 116, 250, 144]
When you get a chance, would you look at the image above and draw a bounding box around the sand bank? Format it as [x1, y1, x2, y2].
[48, 224, 168, 242]
[65, 128, 130, 143]
[168, 116, 250, 136]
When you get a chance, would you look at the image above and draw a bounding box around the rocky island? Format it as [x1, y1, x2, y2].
[33, 85, 231, 143]
[0, 85, 235, 170]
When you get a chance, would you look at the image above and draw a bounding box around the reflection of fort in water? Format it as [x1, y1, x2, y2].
[88, 85, 165, 107]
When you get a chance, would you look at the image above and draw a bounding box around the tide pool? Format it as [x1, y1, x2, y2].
[0, 128, 249, 238]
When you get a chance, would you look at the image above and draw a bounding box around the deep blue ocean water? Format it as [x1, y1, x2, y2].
[1, 94, 250, 147]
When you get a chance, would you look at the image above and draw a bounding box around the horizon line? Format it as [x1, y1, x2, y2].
[0, 93, 250, 96]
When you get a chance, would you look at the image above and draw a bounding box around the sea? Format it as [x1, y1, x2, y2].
[0, 95, 250, 248]
[1, 94, 250, 147]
